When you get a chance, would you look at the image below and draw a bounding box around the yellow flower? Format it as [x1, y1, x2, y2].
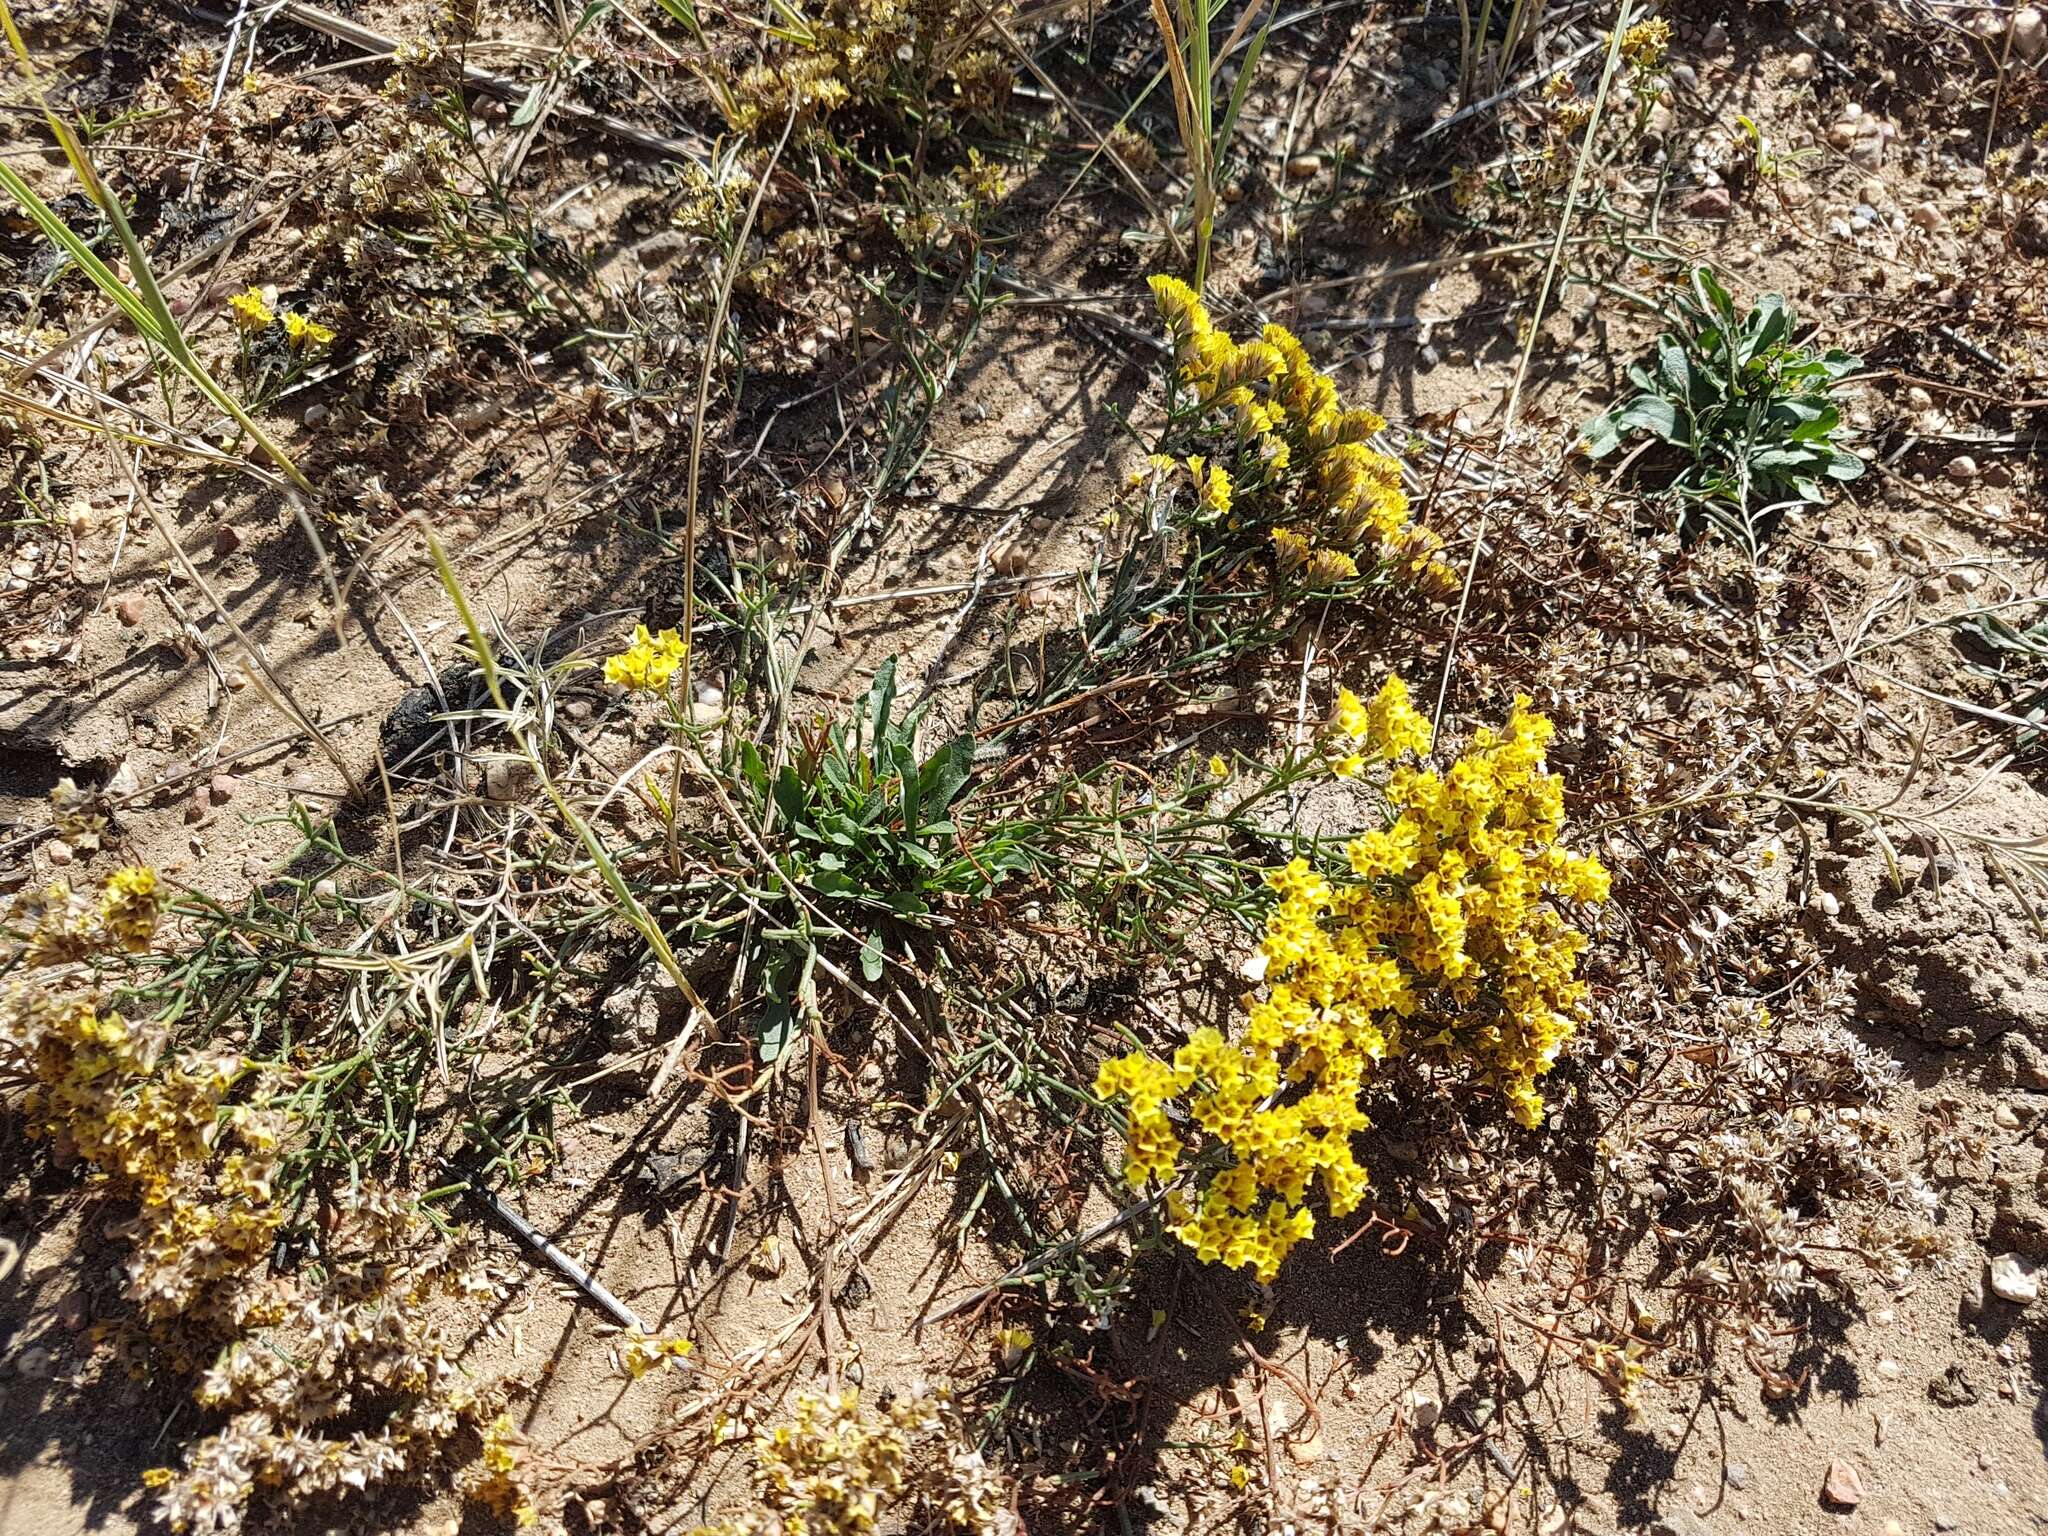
[603, 624, 687, 691]
[1270, 526, 1311, 575]
[99, 866, 161, 952]
[282, 311, 336, 349]
[1303, 547, 1359, 588]
[227, 288, 273, 333]
[618, 1331, 695, 1379]
[1207, 753, 1230, 781]
[1364, 674, 1432, 760]
[1187, 455, 1232, 516]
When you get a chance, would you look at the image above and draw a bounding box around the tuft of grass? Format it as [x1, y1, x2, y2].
[1146, 0, 1272, 289]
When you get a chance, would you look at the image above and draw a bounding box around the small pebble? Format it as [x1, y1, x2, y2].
[115, 592, 147, 626]
[1994, 1103, 2021, 1130]
[1989, 1251, 2040, 1306]
[1822, 1458, 1864, 1508]
[1947, 454, 1978, 481]
[1406, 1388, 1442, 1429]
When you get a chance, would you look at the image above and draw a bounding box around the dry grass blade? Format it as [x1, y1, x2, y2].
[682, 111, 794, 703]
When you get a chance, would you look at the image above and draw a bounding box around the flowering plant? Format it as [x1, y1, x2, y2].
[1096, 676, 1610, 1280]
[1142, 275, 1455, 596]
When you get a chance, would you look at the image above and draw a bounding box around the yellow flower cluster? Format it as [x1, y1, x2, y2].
[603, 623, 686, 691]
[228, 288, 273, 333]
[464, 1414, 538, 1528]
[1621, 18, 1672, 71]
[616, 1330, 695, 1379]
[9, 864, 160, 967]
[1096, 678, 1610, 1280]
[227, 287, 335, 347]
[1147, 275, 1455, 594]
[692, 1389, 1011, 1536]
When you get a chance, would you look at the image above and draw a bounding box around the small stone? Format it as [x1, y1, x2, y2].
[209, 773, 236, 805]
[1994, 1103, 2021, 1130]
[184, 788, 211, 824]
[1876, 1357, 1903, 1380]
[16, 1346, 52, 1378]
[1786, 52, 1817, 81]
[482, 758, 529, 802]
[1814, 889, 1841, 917]
[1933, 1515, 1957, 1532]
[212, 524, 241, 558]
[1724, 1462, 1750, 1491]
[46, 839, 72, 867]
[1910, 201, 1945, 231]
[1822, 1458, 1863, 1508]
[1286, 154, 1319, 180]
[1406, 1388, 1442, 1429]
[1850, 541, 1879, 569]
[2015, 7, 2045, 63]
[1703, 21, 1728, 49]
[302, 402, 329, 427]
[1682, 186, 1733, 220]
[450, 399, 504, 432]
[1947, 566, 1985, 592]
[114, 592, 146, 626]
[1650, 1512, 1713, 1536]
[1946, 454, 1978, 480]
[1989, 1251, 2040, 1305]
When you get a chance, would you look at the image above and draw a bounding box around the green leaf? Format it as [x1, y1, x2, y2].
[1691, 265, 1737, 325]
[860, 932, 884, 982]
[1657, 339, 1692, 400]
[647, 0, 699, 32]
[758, 996, 795, 1062]
[773, 765, 808, 830]
[1579, 409, 1626, 460]
[1612, 395, 1689, 446]
[866, 656, 899, 760]
[916, 735, 975, 823]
